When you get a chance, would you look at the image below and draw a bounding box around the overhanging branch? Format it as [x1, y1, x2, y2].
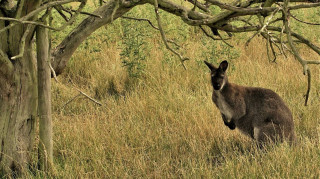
[154, 0, 188, 69]
[51, 0, 142, 76]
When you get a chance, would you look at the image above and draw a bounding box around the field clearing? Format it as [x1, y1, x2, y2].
[28, 4, 320, 178]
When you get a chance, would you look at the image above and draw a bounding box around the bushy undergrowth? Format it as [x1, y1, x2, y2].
[28, 3, 320, 178]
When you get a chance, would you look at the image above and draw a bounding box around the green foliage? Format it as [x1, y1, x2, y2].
[119, 15, 151, 79]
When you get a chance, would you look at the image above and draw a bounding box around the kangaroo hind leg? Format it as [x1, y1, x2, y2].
[255, 123, 285, 146]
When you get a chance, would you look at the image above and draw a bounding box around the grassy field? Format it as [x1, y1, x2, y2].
[28, 3, 320, 178]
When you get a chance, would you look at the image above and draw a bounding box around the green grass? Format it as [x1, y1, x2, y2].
[27, 3, 320, 178]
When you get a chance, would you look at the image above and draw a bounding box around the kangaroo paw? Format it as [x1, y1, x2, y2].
[224, 120, 236, 130]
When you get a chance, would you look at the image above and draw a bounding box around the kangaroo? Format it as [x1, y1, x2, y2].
[204, 60, 296, 145]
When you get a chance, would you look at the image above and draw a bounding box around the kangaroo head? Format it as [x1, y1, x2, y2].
[204, 60, 228, 91]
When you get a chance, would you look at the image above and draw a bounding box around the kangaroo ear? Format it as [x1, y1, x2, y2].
[204, 61, 217, 71]
[219, 60, 228, 72]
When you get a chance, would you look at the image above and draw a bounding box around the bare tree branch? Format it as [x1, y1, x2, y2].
[217, 24, 320, 55]
[289, 11, 320, 25]
[52, 0, 142, 76]
[11, 24, 32, 60]
[199, 25, 233, 47]
[246, 8, 280, 46]
[0, 0, 79, 34]
[186, 0, 210, 13]
[154, 0, 188, 69]
[15, 0, 25, 18]
[61, 6, 103, 18]
[283, 0, 311, 106]
[0, 17, 60, 30]
[122, 16, 159, 30]
[54, 5, 70, 22]
[0, 49, 13, 74]
[121, 16, 181, 48]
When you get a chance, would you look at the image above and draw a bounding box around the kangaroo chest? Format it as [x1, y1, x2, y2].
[214, 92, 234, 120]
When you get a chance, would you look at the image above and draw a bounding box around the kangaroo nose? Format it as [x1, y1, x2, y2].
[214, 84, 221, 90]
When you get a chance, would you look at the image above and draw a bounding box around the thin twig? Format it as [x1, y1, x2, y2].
[187, 0, 210, 12]
[244, 15, 253, 26]
[111, 0, 120, 22]
[122, 16, 180, 48]
[62, 7, 102, 18]
[279, 25, 288, 59]
[0, 0, 78, 34]
[269, 35, 277, 62]
[266, 35, 272, 62]
[289, 11, 320, 25]
[199, 25, 233, 47]
[54, 6, 70, 22]
[192, 0, 197, 11]
[0, 17, 60, 31]
[54, 0, 87, 31]
[154, 0, 188, 70]
[304, 68, 311, 106]
[61, 93, 81, 110]
[122, 16, 159, 30]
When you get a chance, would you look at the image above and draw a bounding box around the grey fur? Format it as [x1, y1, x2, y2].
[205, 60, 296, 145]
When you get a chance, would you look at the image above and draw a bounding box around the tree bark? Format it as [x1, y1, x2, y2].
[0, 32, 37, 176]
[0, 1, 40, 175]
[36, 24, 53, 172]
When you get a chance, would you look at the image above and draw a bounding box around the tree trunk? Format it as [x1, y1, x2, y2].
[36, 24, 53, 172]
[0, 13, 37, 178]
[0, 39, 37, 176]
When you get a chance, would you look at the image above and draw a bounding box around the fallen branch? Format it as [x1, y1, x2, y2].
[60, 88, 102, 111]
[60, 93, 81, 110]
[76, 89, 102, 106]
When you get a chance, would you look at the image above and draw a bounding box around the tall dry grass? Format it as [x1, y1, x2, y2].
[29, 4, 320, 178]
